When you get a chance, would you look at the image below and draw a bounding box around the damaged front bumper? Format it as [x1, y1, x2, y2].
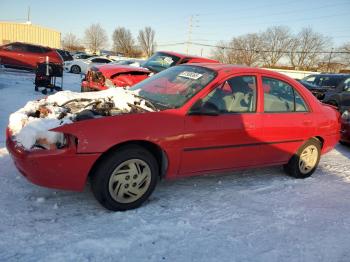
[6, 128, 100, 191]
[81, 80, 108, 92]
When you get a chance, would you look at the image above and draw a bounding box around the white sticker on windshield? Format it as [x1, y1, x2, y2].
[163, 57, 174, 64]
[178, 71, 203, 80]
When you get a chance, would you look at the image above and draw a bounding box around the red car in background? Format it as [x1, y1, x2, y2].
[7, 64, 340, 211]
[0, 42, 63, 70]
[81, 51, 218, 92]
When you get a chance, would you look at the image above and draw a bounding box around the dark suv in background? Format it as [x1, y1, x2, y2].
[322, 76, 350, 112]
[0, 42, 63, 70]
[300, 73, 350, 101]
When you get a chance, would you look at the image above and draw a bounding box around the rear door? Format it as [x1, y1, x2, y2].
[259, 75, 314, 164]
[180, 74, 263, 175]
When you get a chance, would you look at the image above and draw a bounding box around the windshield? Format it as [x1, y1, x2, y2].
[142, 52, 181, 73]
[130, 65, 217, 109]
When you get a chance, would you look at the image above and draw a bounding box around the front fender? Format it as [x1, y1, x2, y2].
[51, 110, 185, 154]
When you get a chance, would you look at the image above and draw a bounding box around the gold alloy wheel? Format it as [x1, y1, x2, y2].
[298, 145, 318, 174]
[108, 159, 152, 204]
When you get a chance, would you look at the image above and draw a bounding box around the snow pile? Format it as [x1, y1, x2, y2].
[8, 88, 154, 150]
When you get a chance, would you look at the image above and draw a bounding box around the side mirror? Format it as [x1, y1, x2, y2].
[188, 99, 220, 116]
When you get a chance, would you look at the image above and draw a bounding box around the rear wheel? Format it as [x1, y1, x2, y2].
[71, 65, 81, 74]
[283, 138, 321, 178]
[91, 145, 159, 211]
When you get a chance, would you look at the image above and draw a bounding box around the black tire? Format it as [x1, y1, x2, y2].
[71, 65, 81, 74]
[91, 145, 159, 211]
[283, 138, 321, 179]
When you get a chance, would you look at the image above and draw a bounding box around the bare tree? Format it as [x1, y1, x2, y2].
[211, 41, 235, 63]
[229, 33, 262, 66]
[337, 42, 350, 67]
[260, 26, 292, 67]
[212, 35, 262, 66]
[288, 28, 330, 69]
[138, 27, 156, 57]
[62, 33, 84, 52]
[112, 27, 137, 57]
[84, 23, 108, 54]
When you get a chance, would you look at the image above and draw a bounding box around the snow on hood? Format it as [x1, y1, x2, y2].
[8, 88, 155, 150]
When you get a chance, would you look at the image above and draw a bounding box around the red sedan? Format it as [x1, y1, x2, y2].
[0, 42, 63, 70]
[7, 64, 340, 211]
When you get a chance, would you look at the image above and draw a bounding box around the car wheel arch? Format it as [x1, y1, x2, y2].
[88, 140, 169, 181]
[313, 136, 324, 149]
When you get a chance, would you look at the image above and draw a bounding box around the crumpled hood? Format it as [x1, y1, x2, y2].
[8, 89, 155, 150]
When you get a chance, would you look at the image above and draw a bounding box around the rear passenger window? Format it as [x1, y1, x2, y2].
[295, 90, 308, 112]
[26, 45, 44, 53]
[263, 77, 308, 113]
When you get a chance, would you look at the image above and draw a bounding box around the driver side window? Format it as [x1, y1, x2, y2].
[202, 76, 257, 113]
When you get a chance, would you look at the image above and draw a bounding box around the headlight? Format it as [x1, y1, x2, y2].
[64, 62, 71, 66]
[105, 79, 115, 88]
[33, 133, 71, 150]
[341, 110, 349, 121]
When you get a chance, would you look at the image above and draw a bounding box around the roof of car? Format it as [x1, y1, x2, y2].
[157, 51, 216, 60]
[8, 41, 53, 49]
[309, 73, 350, 77]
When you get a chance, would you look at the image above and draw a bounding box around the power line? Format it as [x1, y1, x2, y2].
[198, 2, 349, 24]
[195, 0, 304, 16]
[197, 11, 349, 30]
[156, 42, 185, 47]
[188, 42, 350, 54]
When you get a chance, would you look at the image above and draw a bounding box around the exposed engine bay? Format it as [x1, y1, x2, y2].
[8, 89, 156, 150]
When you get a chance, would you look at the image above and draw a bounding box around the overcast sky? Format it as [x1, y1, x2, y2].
[1, 0, 349, 56]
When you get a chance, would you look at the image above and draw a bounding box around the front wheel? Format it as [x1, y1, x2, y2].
[283, 139, 321, 178]
[91, 145, 159, 211]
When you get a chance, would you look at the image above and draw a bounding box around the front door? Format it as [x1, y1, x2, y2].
[179, 75, 263, 175]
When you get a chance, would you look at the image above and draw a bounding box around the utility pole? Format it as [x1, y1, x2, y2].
[27, 6, 31, 22]
[186, 15, 193, 54]
[327, 48, 334, 73]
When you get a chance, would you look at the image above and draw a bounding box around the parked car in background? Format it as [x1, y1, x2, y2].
[301, 74, 350, 100]
[0, 42, 63, 70]
[7, 64, 340, 211]
[73, 53, 97, 60]
[340, 110, 350, 145]
[56, 49, 73, 61]
[111, 59, 146, 66]
[322, 76, 350, 112]
[295, 79, 328, 100]
[64, 56, 114, 74]
[81, 51, 218, 92]
[303, 74, 350, 89]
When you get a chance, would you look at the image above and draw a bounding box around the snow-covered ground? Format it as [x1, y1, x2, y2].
[1, 69, 350, 262]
